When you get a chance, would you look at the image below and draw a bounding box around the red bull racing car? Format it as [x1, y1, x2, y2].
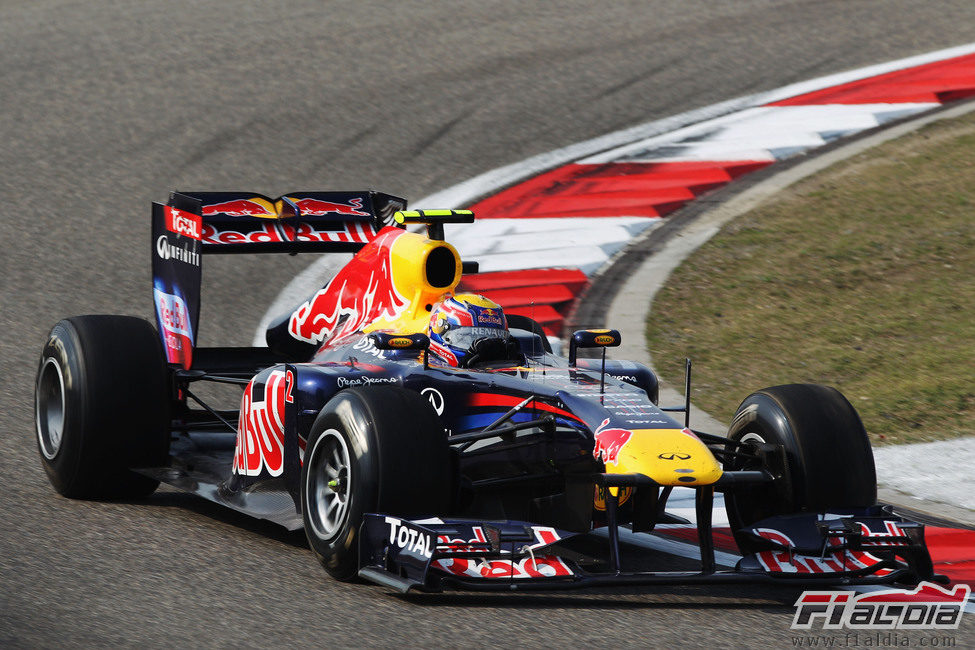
[34, 190, 945, 592]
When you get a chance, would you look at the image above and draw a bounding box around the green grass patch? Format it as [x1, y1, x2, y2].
[646, 111, 975, 445]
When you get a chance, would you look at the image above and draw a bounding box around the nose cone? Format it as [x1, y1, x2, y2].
[597, 427, 723, 486]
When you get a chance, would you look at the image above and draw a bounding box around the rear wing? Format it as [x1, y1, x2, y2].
[151, 190, 406, 368]
[171, 190, 406, 253]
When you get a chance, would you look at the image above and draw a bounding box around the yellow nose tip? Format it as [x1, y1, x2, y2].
[598, 428, 723, 486]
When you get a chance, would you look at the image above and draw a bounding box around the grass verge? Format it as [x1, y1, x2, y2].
[645, 110, 974, 445]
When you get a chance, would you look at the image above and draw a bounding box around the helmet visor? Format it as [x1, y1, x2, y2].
[442, 326, 509, 351]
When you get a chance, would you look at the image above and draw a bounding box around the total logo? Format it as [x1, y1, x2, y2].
[165, 206, 202, 240]
[384, 516, 434, 558]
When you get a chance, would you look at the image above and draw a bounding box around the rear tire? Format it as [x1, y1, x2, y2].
[35, 315, 171, 499]
[723, 384, 876, 553]
[301, 386, 451, 581]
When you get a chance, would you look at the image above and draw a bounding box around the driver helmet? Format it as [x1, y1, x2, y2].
[427, 293, 511, 367]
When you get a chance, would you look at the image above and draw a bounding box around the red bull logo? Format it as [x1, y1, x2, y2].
[593, 485, 633, 511]
[201, 198, 277, 217]
[233, 369, 294, 477]
[476, 307, 505, 327]
[432, 555, 574, 579]
[592, 418, 633, 466]
[201, 220, 376, 246]
[437, 526, 488, 553]
[755, 525, 904, 577]
[291, 197, 370, 217]
[153, 288, 194, 369]
[202, 221, 286, 245]
[288, 229, 409, 346]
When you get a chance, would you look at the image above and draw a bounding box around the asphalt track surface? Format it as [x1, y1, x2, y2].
[3, 1, 975, 646]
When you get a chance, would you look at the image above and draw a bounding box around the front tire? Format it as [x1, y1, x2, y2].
[301, 386, 451, 581]
[35, 315, 171, 499]
[723, 384, 876, 553]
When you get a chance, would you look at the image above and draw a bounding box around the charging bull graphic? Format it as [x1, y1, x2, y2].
[288, 228, 410, 346]
[592, 418, 633, 466]
[198, 196, 377, 247]
[202, 198, 277, 217]
[291, 197, 370, 217]
[202, 196, 371, 219]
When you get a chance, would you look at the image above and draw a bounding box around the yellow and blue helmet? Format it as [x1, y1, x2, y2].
[427, 294, 517, 367]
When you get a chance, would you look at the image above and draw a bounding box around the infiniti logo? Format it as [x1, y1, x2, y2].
[156, 235, 200, 266]
[658, 452, 691, 460]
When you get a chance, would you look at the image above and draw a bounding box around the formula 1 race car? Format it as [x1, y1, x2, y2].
[34, 191, 945, 592]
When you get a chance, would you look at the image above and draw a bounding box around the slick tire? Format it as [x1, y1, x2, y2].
[723, 383, 876, 554]
[301, 386, 451, 581]
[35, 315, 171, 499]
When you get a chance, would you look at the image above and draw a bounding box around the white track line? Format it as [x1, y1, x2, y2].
[253, 41, 975, 347]
[413, 43, 975, 209]
[579, 103, 937, 164]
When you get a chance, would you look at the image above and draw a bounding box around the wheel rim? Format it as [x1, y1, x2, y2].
[728, 430, 776, 532]
[739, 432, 767, 445]
[736, 432, 768, 470]
[306, 428, 352, 541]
[36, 358, 66, 460]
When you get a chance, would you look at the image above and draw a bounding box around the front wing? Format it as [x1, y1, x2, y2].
[357, 509, 945, 593]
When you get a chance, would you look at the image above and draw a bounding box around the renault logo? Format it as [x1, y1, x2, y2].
[658, 452, 691, 460]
